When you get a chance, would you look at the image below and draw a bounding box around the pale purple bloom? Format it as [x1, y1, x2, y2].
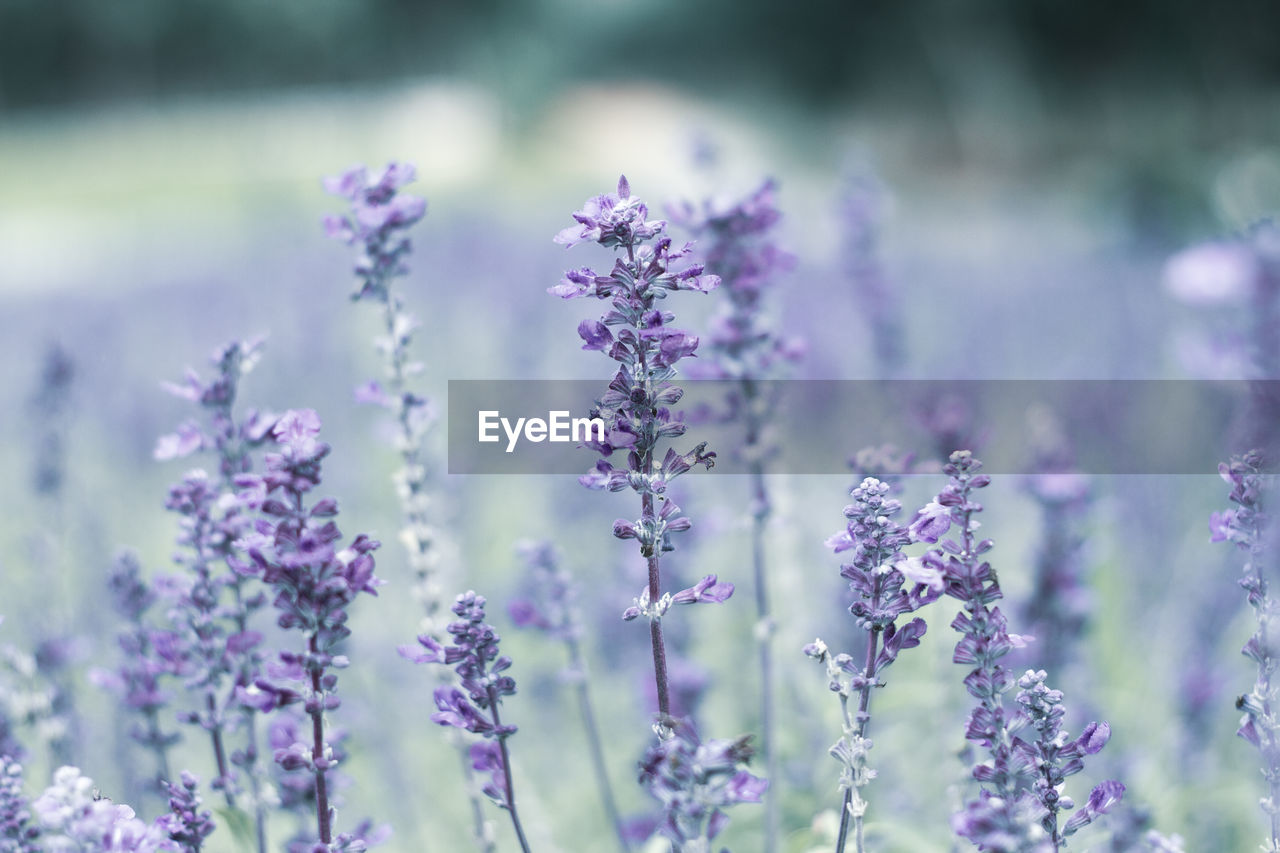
[1163, 242, 1258, 305]
[909, 500, 953, 543]
[635, 720, 764, 846]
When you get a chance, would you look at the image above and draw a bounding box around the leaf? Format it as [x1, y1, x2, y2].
[216, 805, 256, 851]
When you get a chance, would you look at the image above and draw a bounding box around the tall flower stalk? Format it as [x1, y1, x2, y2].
[96, 551, 181, 793]
[157, 339, 275, 853]
[236, 410, 384, 850]
[324, 162, 496, 850]
[401, 592, 531, 853]
[551, 175, 722, 729]
[670, 179, 798, 853]
[810, 477, 941, 853]
[1213, 450, 1280, 850]
[921, 452, 1122, 851]
[508, 541, 628, 852]
[838, 163, 901, 377]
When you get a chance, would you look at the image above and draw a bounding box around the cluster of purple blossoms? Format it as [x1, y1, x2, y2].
[155, 772, 215, 852]
[636, 719, 767, 850]
[325, 162, 501, 852]
[94, 551, 182, 788]
[31, 766, 173, 852]
[667, 179, 800, 382]
[809, 476, 941, 853]
[1213, 451, 1280, 850]
[1020, 471, 1092, 677]
[0, 757, 39, 851]
[28, 343, 75, 498]
[400, 591, 530, 853]
[322, 163, 427, 303]
[1163, 221, 1280, 382]
[155, 338, 276, 849]
[1015, 671, 1121, 847]
[837, 162, 901, 377]
[920, 452, 1122, 851]
[234, 410, 383, 851]
[323, 163, 444, 634]
[156, 339, 276, 477]
[552, 175, 724, 725]
[669, 178, 798, 853]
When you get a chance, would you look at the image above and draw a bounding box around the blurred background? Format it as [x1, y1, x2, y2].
[3, 1, 1280, 850]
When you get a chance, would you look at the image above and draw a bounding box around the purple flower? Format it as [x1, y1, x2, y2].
[0, 758, 39, 852]
[908, 500, 952, 543]
[323, 162, 427, 303]
[670, 574, 734, 605]
[636, 720, 763, 846]
[1209, 509, 1235, 542]
[98, 552, 181, 785]
[811, 475, 939, 850]
[156, 772, 215, 851]
[552, 176, 724, 736]
[1213, 450, 1280, 849]
[1163, 241, 1258, 306]
[236, 410, 382, 848]
[1015, 670, 1122, 843]
[402, 591, 532, 849]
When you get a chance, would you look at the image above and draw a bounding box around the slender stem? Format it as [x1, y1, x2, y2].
[204, 694, 235, 809]
[837, 571, 883, 853]
[308, 636, 331, 845]
[743, 378, 778, 853]
[835, 787, 853, 853]
[487, 686, 532, 853]
[243, 709, 268, 853]
[452, 733, 496, 853]
[143, 706, 173, 785]
[568, 639, 630, 852]
[1251, 539, 1280, 850]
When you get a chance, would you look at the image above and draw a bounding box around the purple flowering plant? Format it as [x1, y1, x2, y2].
[551, 175, 724, 727]
[1214, 450, 1280, 851]
[507, 541, 629, 852]
[807, 476, 940, 853]
[922, 451, 1124, 851]
[669, 177, 798, 853]
[400, 591, 531, 853]
[234, 409, 384, 851]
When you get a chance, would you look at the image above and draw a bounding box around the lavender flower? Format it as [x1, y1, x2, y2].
[837, 162, 901, 377]
[322, 163, 427, 303]
[32, 766, 172, 852]
[0, 757, 39, 852]
[264, 711, 372, 853]
[551, 175, 722, 728]
[28, 343, 75, 497]
[325, 162, 502, 851]
[401, 591, 531, 853]
[93, 552, 181, 789]
[156, 773, 215, 852]
[236, 410, 384, 850]
[636, 719, 766, 850]
[1164, 221, 1280, 385]
[508, 541, 628, 851]
[927, 452, 1122, 851]
[157, 339, 274, 852]
[1015, 670, 1122, 847]
[1020, 414, 1093, 677]
[926, 451, 1037, 851]
[809, 477, 940, 853]
[669, 178, 798, 853]
[1214, 450, 1280, 849]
